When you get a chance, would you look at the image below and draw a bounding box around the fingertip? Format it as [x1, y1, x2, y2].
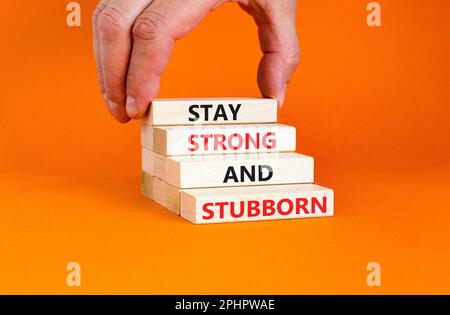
[277, 82, 287, 108]
[104, 96, 130, 123]
[133, 108, 147, 120]
[113, 114, 131, 124]
[126, 95, 150, 120]
[257, 54, 292, 108]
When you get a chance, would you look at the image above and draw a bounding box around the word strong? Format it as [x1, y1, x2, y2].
[224, 165, 273, 183]
[146, 124, 296, 156]
[188, 131, 276, 152]
[189, 104, 241, 122]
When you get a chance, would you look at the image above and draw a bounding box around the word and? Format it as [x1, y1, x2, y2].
[188, 132, 276, 152]
[188, 104, 241, 122]
[223, 165, 273, 183]
[202, 196, 328, 220]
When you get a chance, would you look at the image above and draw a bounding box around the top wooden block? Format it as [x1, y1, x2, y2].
[141, 98, 277, 126]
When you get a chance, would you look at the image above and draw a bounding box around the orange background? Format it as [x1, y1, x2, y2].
[0, 0, 449, 294]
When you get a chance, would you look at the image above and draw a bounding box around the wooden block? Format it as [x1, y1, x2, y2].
[164, 152, 314, 188]
[141, 172, 180, 215]
[180, 184, 334, 224]
[141, 173, 170, 210]
[141, 123, 153, 150]
[140, 172, 154, 200]
[153, 176, 166, 207]
[142, 172, 331, 222]
[141, 98, 277, 126]
[164, 182, 181, 215]
[141, 149, 165, 179]
[142, 123, 296, 156]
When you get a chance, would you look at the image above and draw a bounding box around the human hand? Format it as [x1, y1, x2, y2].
[93, 0, 300, 123]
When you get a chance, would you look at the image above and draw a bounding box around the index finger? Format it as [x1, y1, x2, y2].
[96, 0, 153, 122]
[125, 0, 223, 119]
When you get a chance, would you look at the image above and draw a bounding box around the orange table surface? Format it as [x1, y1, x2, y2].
[0, 167, 449, 294]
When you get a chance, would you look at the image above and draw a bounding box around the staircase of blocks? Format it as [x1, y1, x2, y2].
[140, 98, 334, 224]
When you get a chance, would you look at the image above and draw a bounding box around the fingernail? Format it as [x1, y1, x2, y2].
[278, 83, 287, 108]
[102, 93, 108, 104]
[126, 95, 138, 118]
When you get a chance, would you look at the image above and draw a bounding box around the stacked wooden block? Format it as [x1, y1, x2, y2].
[141, 98, 334, 224]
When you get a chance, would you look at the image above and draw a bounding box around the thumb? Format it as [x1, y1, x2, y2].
[242, 0, 300, 107]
